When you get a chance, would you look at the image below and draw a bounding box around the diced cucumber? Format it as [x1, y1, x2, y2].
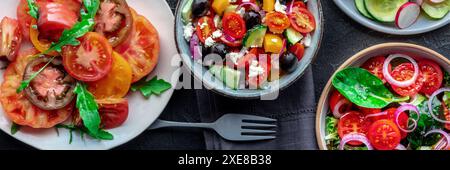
[364, 0, 408, 22]
[284, 27, 303, 45]
[243, 25, 268, 48]
[422, 0, 449, 19]
[355, 0, 374, 19]
[181, 0, 194, 24]
[209, 65, 241, 89]
[224, 5, 238, 14]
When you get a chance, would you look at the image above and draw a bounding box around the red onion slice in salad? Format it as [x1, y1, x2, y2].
[237, 2, 260, 12]
[428, 88, 450, 124]
[287, 0, 295, 14]
[339, 133, 373, 150]
[425, 129, 450, 150]
[382, 54, 419, 88]
[364, 111, 388, 119]
[279, 38, 287, 55]
[395, 104, 420, 133]
[332, 99, 351, 118]
[189, 33, 202, 61]
[395, 144, 407, 150]
[433, 138, 447, 150]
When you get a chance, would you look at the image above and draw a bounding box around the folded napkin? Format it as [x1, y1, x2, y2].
[196, 67, 318, 150]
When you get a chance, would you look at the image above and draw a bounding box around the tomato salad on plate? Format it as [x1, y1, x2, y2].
[181, 0, 316, 89]
[326, 54, 450, 150]
[0, 0, 170, 142]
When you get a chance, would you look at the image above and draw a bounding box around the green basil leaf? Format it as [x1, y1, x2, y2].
[74, 82, 101, 136]
[10, 123, 20, 135]
[332, 67, 409, 109]
[131, 77, 172, 98]
[26, 0, 39, 19]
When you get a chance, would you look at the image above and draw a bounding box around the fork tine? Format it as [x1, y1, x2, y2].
[237, 114, 277, 122]
[241, 129, 276, 134]
[238, 135, 276, 141]
[242, 122, 277, 128]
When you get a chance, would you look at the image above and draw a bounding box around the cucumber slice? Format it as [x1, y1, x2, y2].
[209, 66, 241, 89]
[364, 0, 408, 22]
[355, 0, 374, 19]
[284, 27, 303, 45]
[243, 25, 268, 48]
[422, 0, 449, 19]
[181, 0, 194, 24]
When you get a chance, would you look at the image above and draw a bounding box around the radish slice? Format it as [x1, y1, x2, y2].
[395, 2, 421, 29]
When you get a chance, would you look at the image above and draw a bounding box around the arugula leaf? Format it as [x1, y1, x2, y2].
[332, 68, 410, 108]
[16, 56, 56, 93]
[74, 82, 101, 136]
[26, 0, 39, 19]
[131, 77, 172, 98]
[56, 124, 113, 144]
[10, 123, 21, 135]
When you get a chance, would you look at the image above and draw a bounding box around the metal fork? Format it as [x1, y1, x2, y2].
[148, 114, 277, 141]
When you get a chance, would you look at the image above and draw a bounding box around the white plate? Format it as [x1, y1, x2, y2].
[0, 0, 180, 150]
[334, 0, 450, 35]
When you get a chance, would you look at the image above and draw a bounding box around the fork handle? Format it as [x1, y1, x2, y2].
[147, 119, 213, 130]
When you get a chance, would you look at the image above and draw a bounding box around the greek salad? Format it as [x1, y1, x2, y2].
[325, 54, 450, 150]
[355, 0, 449, 29]
[181, 0, 316, 89]
[0, 0, 170, 142]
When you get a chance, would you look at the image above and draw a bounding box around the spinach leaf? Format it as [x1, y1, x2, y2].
[325, 116, 340, 150]
[332, 68, 409, 109]
[26, 0, 39, 19]
[73, 82, 101, 136]
[131, 77, 172, 98]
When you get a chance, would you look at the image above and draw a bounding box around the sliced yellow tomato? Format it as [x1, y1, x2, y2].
[263, 0, 275, 12]
[88, 52, 132, 99]
[264, 34, 283, 53]
[212, 0, 230, 16]
[29, 19, 58, 56]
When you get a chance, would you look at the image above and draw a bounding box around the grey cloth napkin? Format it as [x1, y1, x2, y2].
[195, 67, 318, 150]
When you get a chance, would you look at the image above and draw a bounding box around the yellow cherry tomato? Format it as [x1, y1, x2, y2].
[263, 0, 275, 12]
[264, 34, 283, 53]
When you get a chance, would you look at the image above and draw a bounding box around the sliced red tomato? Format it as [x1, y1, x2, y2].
[362, 56, 391, 83]
[265, 12, 290, 34]
[0, 49, 74, 128]
[418, 60, 443, 95]
[17, 0, 39, 41]
[288, 7, 315, 33]
[195, 16, 216, 44]
[62, 32, 113, 82]
[98, 98, 129, 129]
[222, 13, 247, 39]
[368, 119, 401, 150]
[29, 19, 59, 56]
[287, 1, 307, 10]
[37, 2, 78, 41]
[94, 0, 133, 47]
[0, 17, 22, 61]
[289, 43, 305, 61]
[385, 108, 409, 139]
[391, 63, 425, 97]
[115, 14, 160, 82]
[358, 106, 382, 116]
[329, 90, 352, 113]
[338, 111, 371, 146]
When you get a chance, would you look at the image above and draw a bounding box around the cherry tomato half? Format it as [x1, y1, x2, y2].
[196, 16, 216, 44]
[368, 119, 401, 150]
[391, 63, 425, 97]
[62, 32, 113, 82]
[222, 12, 247, 39]
[289, 43, 305, 61]
[418, 59, 443, 95]
[361, 56, 391, 83]
[264, 12, 290, 34]
[329, 90, 352, 113]
[288, 8, 315, 33]
[338, 111, 371, 146]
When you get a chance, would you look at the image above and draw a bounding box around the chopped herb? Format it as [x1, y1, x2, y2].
[74, 82, 101, 137]
[131, 77, 172, 98]
[55, 124, 113, 144]
[10, 123, 20, 135]
[26, 0, 39, 19]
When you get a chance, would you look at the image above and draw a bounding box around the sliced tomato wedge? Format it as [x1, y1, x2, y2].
[338, 111, 371, 146]
[362, 56, 391, 83]
[98, 98, 129, 129]
[329, 90, 353, 114]
[288, 7, 315, 33]
[264, 12, 290, 34]
[0, 17, 22, 61]
[62, 32, 113, 82]
[222, 12, 247, 39]
[196, 16, 216, 44]
[0, 49, 74, 128]
[94, 0, 133, 47]
[385, 108, 409, 139]
[418, 59, 443, 95]
[37, 2, 78, 41]
[289, 43, 305, 61]
[368, 119, 401, 150]
[29, 19, 59, 56]
[358, 106, 382, 116]
[391, 63, 425, 97]
[115, 14, 160, 82]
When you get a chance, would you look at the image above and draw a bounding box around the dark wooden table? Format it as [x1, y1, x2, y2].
[0, 0, 448, 150]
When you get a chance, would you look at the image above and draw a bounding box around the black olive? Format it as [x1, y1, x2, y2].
[209, 43, 229, 59]
[279, 0, 287, 5]
[280, 52, 299, 73]
[192, 0, 209, 18]
[244, 11, 261, 29]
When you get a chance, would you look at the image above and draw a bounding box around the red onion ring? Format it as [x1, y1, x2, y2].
[287, 0, 295, 14]
[395, 104, 420, 133]
[237, 2, 260, 12]
[428, 88, 450, 124]
[395, 144, 407, 150]
[433, 138, 447, 150]
[332, 99, 350, 118]
[365, 111, 388, 119]
[339, 133, 373, 150]
[425, 129, 450, 150]
[223, 33, 236, 42]
[382, 54, 419, 88]
[189, 33, 202, 60]
[278, 39, 287, 55]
